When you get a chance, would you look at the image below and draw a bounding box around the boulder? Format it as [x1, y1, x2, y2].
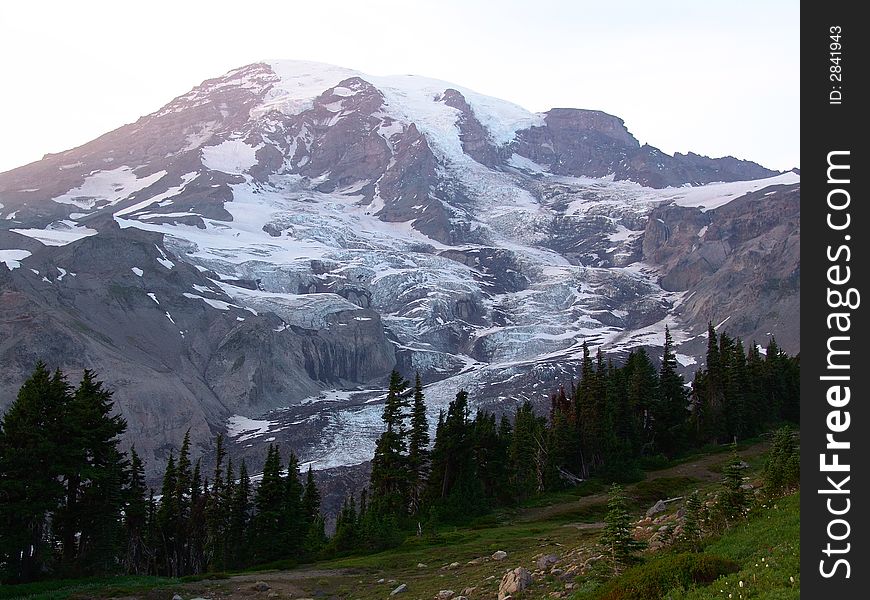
[391, 583, 408, 595]
[646, 500, 667, 517]
[498, 567, 533, 600]
[492, 550, 508, 560]
[536, 554, 559, 570]
[252, 581, 271, 592]
[436, 591, 455, 600]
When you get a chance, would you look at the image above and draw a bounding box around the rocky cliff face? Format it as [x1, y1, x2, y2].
[0, 60, 798, 482]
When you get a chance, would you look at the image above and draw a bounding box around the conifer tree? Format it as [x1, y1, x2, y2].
[369, 370, 411, 517]
[283, 451, 305, 556]
[226, 460, 250, 569]
[719, 448, 747, 522]
[205, 435, 227, 571]
[49, 370, 128, 575]
[124, 447, 149, 574]
[0, 363, 70, 582]
[763, 427, 799, 496]
[677, 490, 703, 552]
[600, 483, 644, 575]
[156, 452, 179, 576]
[510, 401, 546, 498]
[253, 444, 285, 562]
[406, 372, 430, 515]
[652, 326, 689, 456]
[188, 458, 207, 574]
[332, 495, 359, 552]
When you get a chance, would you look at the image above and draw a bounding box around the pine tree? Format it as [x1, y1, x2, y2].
[600, 483, 644, 575]
[173, 430, 192, 574]
[58, 370, 129, 576]
[205, 435, 227, 571]
[124, 447, 149, 574]
[510, 401, 546, 499]
[677, 490, 703, 552]
[188, 459, 207, 574]
[332, 495, 359, 552]
[369, 370, 411, 518]
[283, 451, 305, 557]
[252, 445, 285, 563]
[0, 363, 70, 583]
[763, 427, 799, 496]
[226, 460, 251, 569]
[406, 372, 430, 515]
[652, 326, 689, 456]
[156, 452, 179, 576]
[719, 448, 747, 522]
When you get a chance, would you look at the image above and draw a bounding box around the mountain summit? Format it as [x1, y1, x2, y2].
[0, 61, 799, 478]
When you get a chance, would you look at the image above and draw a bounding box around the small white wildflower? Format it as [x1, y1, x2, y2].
[790, 576, 795, 583]
[739, 581, 744, 588]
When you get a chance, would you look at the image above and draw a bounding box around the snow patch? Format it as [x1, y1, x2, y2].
[201, 140, 260, 175]
[52, 166, 166, 210]
[10, 222, 98, 246]
[0, 249, 30, 270]
[227, 415, 276, 443]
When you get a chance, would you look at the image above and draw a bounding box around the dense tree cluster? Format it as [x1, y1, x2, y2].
[0, 365, 324, 582]
[0, 325, 799, 583]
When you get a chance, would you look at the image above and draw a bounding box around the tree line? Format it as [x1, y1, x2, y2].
[331, 326, 799, 549]
[0, 325, 799, 583]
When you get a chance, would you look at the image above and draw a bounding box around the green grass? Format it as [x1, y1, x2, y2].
[0, 576, 178, 600]
[667, 492, 800, 599]
[572, 491, 800, 600]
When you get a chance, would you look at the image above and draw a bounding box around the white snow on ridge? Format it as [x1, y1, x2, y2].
[666, 172, 799, 211]
[0, 249, 31, 270]
[201, 139, 260, 175]
[262, 60, 543, 157]
[115, 171, 199, 217]
[10, 221, 98, 246]
[227, 415, 277, 443]
[52, 166, 166, 210]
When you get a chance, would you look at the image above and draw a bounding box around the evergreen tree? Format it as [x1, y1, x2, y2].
[252, 444, 285, 563]
[763, 427, 800, 496]
[301, 464, 325, 556]
[188, 458, 207, 574]
[124, 447, 149, 574]
[600, 483, 645, 575]
[173, 430, 192, 574]
[719, 448, 747, 522]
[369, 370, 411, 518]
[0, 363, 70, 582]
[226, 460, 251, 569]
[677, 490, 703, 552]
[55, 370, 128, 576]
[283, 451, 305, 557]
[626, 348, 659, 454]
[332, 495, 359, 552]
[652, 326, 689, 456]
[510, 401, 546, 498]
[156, 452, 179, 576]
[205, 435, 227, 571]
[406, 372, 430, 515]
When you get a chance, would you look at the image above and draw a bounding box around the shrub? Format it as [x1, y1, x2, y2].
[592, 553, 740, 600]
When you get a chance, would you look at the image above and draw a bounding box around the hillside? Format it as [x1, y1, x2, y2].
[0, 439, 800, 600]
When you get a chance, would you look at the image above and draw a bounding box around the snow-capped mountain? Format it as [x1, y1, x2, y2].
[0, 61, 799, 480]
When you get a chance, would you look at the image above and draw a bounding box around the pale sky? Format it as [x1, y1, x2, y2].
[0, 0, 799, 173]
